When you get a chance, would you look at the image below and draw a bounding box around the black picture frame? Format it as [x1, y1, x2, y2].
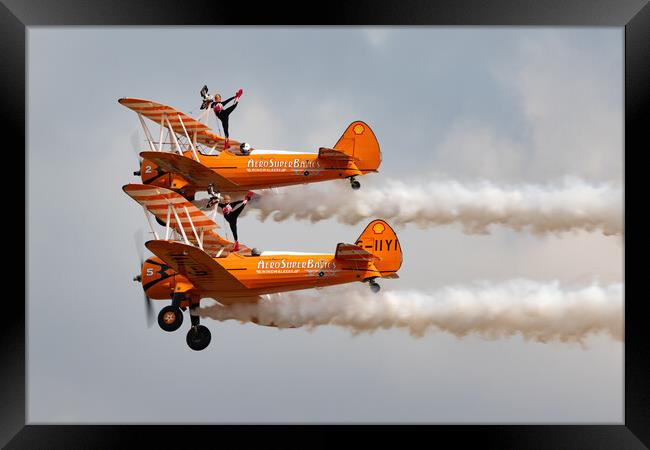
[4, 0, 648, 447]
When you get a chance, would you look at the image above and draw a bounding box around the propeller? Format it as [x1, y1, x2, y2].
[133, 228, 154, 327]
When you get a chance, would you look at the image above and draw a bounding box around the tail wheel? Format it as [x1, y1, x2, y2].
[350, 179, 361, 190]
[369, 281, 381, 293]
[186, 325, 212, 351]
[158, 305, 183, 332]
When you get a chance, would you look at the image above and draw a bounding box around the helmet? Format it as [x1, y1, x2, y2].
[240, 142, 251, 154]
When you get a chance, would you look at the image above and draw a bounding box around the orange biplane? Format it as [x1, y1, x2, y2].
[118, 98, 381, 201]
[124, 184, 402, 351]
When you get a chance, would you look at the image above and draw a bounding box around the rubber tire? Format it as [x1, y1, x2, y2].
[186, 325, 212, 351]
[158, 305, 183, 332]
[370, 282, 381, 293]
[155, 216, 166, 227]
[351, 180, 361, 190]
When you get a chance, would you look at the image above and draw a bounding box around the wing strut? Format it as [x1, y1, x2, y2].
[162, 114, 183, 155]
[154, 198, 204, 250]
[169, 203, 190, 245]
[164, 204, 172, 241]
[183, 205, 203, 250]
[177, 113, 200, 162]
[158, 114, 166, 152]
[137, 113, 157, 151]
[142, 205, 160, 240]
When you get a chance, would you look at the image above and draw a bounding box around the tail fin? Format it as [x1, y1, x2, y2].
[354, 219, 402, 275]
[334, 121, 381, 172]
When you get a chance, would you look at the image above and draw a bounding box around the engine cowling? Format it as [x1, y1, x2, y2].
[140, 257, 193, 306]
[139, 159, 191, 192]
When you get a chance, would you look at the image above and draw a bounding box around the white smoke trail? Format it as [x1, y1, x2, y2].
[247, 178, 622, 236]
[199, 280, 622, 343]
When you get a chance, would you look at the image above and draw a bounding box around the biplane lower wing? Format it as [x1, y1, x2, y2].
[145, 240, 251, 300]
[335, 243, 380, 262]
[140, 151, 240, 192]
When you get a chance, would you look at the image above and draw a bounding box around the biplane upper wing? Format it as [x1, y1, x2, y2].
[123, 183, 252, 256]
[139, 151, 241, 192]
[123, 184, 236, 255]
[123, 183, 219, 231]
[145, 240, 252, 300]
[334, 243, 380, 262]
[118, 97, 241, 151]
[318, 147, 360, 162]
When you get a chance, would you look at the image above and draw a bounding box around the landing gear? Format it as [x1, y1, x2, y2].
[349, 177, 361, 190]
[158, 305, 183, 332]
[186, 304, 211, 351]
[186, 325, 211, 351]
[155, 216, 166, 227]
[363, 277, 381, 293]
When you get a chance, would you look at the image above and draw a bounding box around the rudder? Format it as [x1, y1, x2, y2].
[334, 121, 381, 172]
[354, 219, 402, 275]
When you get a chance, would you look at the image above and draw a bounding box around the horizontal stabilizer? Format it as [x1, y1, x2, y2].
[335, 243, 380, 262]
[318, 147, 359, 161]
[382, 273, 400, 279]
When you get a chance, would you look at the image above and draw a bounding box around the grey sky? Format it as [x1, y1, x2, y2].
[27, 27, 622, 423]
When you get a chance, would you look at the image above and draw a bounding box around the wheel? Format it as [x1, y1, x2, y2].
[158, 305, 183, 332]
[155, 216, 166, 227]
[369, 281, 380, 293]
[186, 325, 212, 351]
[350, 180, 361, 190]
